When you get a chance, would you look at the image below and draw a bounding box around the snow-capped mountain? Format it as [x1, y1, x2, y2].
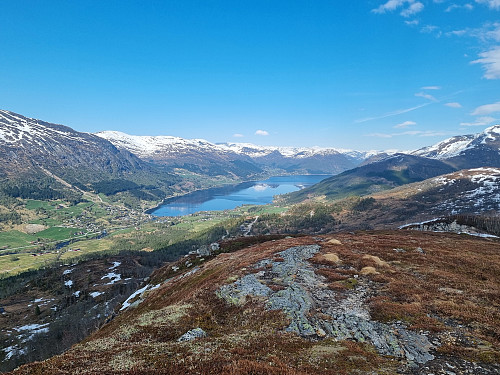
[95, 131, 263, 178]
[96, 131, 237, 160]
[96, 132, 371, 175]
[413, 125, 500, 169]
[0, 110, 90, 147]
[220, 142, 370, 160]
[0, 110, 167, 188]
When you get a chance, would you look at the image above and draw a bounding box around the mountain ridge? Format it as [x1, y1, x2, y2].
[95, 131, 373, 175]
[412, 125, 500, 169]
[0, 110, 179, 201]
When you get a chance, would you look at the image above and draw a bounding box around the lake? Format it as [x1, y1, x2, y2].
[151, 175, 330, 217]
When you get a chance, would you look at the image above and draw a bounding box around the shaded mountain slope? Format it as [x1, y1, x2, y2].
[332, 167, 500, 231]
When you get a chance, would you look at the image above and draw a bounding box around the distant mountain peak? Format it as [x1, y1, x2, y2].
[412, 125, 500, 161]
[95, 131, 374, 175]
[483, 124, 500, 140]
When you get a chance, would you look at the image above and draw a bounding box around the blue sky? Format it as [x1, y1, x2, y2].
[1, 0, 499, 150]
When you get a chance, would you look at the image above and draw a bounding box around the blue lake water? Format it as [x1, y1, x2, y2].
[151, 175, 330, 217]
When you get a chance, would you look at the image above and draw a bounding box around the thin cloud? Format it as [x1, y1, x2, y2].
[471, 101, 500, 115]
[446, 3, 474, 12]
[366, 133, 394, 138]
[486, 23, 500, 42]
[401, 130, 450, 137]
[475, 0, 500, 10]
[394, 120, 417, 128]
[372, 0, 408, 14]
[355, 103, 430, 123]
[372, 0, 424, 17]
[460, 116, 496, 126]
[365, 130, 450, 138]
[446, 23, 500, 42]
[415, 92, 438, 101]
[472, 47, 500, 79]
[405, 19, 419, 26]
[445, 102, 462, 108]
[401, 2, 424, 17]
[255, 130, 269, 136]
[421, 86, 441, 90]
[420, 25, 439, 34]
[447, 29, 468, 37]
[233, 133, 244, 138]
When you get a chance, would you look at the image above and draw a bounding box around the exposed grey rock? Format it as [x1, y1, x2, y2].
[177, 328, 207, 342]
[196, 245, 211, 257]
[216, 244, 435, 365]
[217, 274, 273, 305]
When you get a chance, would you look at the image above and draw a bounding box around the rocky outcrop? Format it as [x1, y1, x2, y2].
[218, 244, 435, 364]
[177, 328, 208, 342]
[401, 219, 498, 238]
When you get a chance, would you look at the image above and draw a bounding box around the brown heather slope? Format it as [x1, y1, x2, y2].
[7, 232, 500, 375]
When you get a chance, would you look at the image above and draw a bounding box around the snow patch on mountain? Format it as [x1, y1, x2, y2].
[0, 110, 89, 146]
[95, 131, 230, 158]
[431, 168, 500, 213]
[413, 125, 500, 159]
[96, 131, 377, 161]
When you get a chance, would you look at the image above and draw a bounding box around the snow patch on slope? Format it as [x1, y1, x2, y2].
[95, 131, 231, 158]
[413, 125, 500, 159]
[431, 168, 500, 213]
[0, 110, 89, 146]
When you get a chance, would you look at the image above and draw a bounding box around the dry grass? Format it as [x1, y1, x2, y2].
[359, 266, 379, 275]
[312, 231, 500, 363]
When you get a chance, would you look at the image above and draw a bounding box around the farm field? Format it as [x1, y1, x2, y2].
[0, 198, 288, 278]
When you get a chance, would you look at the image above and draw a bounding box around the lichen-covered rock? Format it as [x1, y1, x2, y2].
[177, 328, 207, 342]
[216, 244, 436, 365]
[217, 273, 272, 305]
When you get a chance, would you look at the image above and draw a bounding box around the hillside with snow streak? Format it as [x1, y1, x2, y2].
[0, 110, 176, 193]
[412, 125, 500, 169]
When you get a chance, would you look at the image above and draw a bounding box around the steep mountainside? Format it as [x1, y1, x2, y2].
[286, 153, 456, 203]
[0, 110, 178, 199]
[413, 125, 500, 169]
[7, 233, 500, 374]
[95, 131, 263, 179]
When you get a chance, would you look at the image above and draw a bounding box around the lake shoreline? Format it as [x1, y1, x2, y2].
[149, 175, 332, 217]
